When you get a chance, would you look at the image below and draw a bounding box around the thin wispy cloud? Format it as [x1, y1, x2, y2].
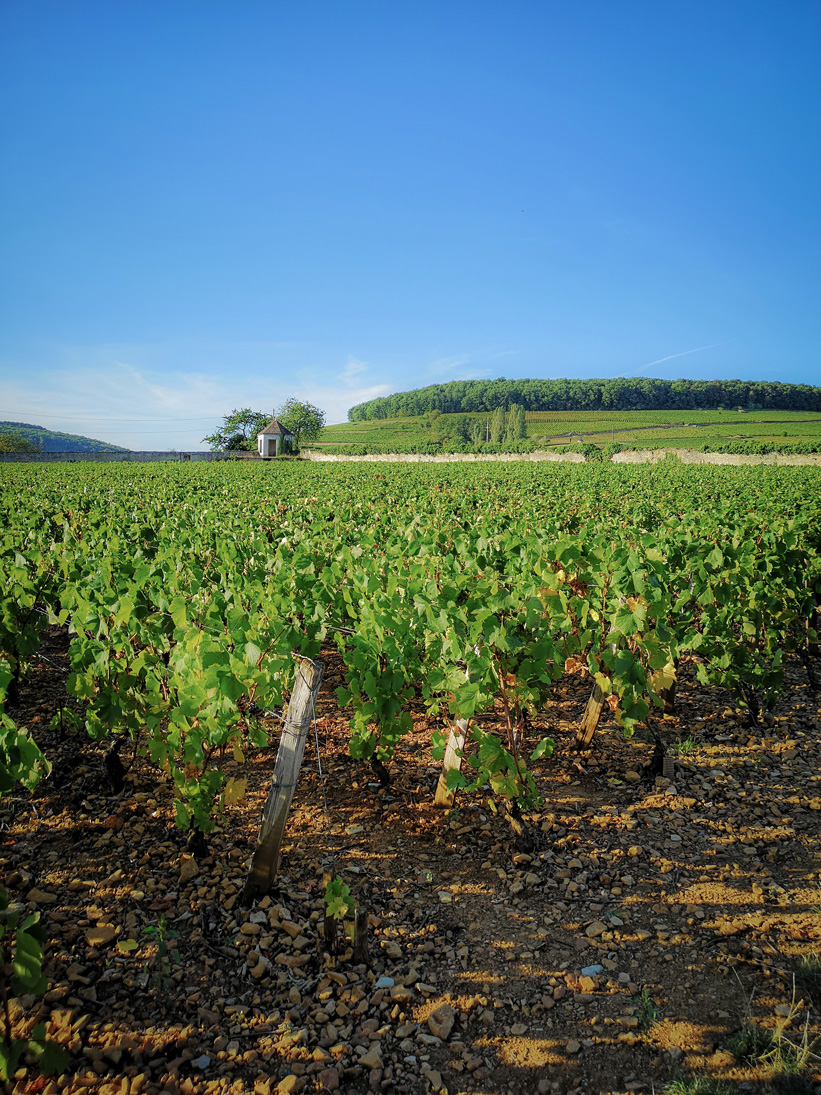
[426, 354, 471, 374]
[0, 353, 392, 447]
[640, 341, 733, 370]
[0, 364, 259, 447]
[310, 382, 392, 424]
[451, 368, 492, 382]
[2, 338, 388, 424]
[426, 349, 522, 378]
[340, 358, 368, 385]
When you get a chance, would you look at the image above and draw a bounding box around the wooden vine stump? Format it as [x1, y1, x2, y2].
[434, 718, 469, 807]
[658, 657, 679, 714]
[323, 913, 337, 954]
[659, 680, 677, 714]
[242, 656, 325, 902]
[576, 679, 606, 748]
[353, 906, 369, 965]
[321, 868, 340, 954]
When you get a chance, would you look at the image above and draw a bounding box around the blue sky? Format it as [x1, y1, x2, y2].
[1, 1, 818, 448]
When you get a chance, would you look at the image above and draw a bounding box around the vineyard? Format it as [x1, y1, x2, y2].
[2, 460, 820, 1095]
[313, 410, 821, 457]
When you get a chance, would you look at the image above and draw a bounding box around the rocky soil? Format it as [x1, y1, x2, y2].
[2, 632, 820, 1095]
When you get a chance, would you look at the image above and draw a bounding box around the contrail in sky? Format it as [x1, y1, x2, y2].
[640, 341, 732, 370]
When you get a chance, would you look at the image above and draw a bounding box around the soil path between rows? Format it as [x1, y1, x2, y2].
[2, 633, 820, 1095]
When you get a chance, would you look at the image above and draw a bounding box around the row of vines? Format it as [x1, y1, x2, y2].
[1, 461, 820, 845]
[2, 457, 819, 1079]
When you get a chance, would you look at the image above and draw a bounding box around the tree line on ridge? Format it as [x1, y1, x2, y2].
[348, 377, 821, 421]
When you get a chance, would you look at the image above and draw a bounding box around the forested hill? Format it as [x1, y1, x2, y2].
[0, 421, 127, 452]
[348, 377, 821, 421]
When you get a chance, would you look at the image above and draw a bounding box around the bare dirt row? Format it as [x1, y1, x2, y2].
[2, 632, 820, 1095]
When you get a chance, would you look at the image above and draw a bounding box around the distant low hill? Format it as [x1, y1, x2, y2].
[348, 376, 821, 420]
[0, 421, 128, 453]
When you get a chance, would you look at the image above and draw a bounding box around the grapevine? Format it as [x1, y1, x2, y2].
[0, 459, 817, 836]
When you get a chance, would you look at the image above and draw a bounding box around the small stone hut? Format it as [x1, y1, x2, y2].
[257, 415, 293, 458]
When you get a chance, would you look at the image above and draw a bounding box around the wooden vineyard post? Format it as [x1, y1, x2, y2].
[659, 680, 677, 714]
[323, 912, 337, 954]
[435, 717, 470, 807]
[353, 906, 369, 965]
[804, 610, 821, 690]
[243, 657, 325, 901]
[576, 679, 605, 748]
[576, 646, 617, 748]
[659, 657, 679, 714]
[322, 867, 338, 955]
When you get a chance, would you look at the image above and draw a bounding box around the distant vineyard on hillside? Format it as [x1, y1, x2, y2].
[314, 408, 821, 456]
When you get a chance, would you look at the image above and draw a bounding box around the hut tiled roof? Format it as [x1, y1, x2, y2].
[259, 416, 292, 436]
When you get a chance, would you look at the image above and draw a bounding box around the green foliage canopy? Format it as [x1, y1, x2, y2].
[202, 408, 270, 451]
[490, 406, 506, 443]
[0, 430, 39, 454]
[348, 377, 821, 420]
[278, 399, 326, 449]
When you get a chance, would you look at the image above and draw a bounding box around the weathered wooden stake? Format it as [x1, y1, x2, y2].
[576, 679, 605, 748]
[323, 913, 337, 954]
[353, 906, 368, 965]
[658, 657, 679, 714]
[242, 656, 325, 901]
[434, 717, 470, 807]
[434, 666, 474, 807]
[809, 610, 820, 657]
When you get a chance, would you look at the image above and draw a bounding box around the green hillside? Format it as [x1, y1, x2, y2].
[314, 408, 821, 455]
[0, 421, 127, 453]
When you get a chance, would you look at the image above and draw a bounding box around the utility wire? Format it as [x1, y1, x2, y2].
[4, 412, 226, 424]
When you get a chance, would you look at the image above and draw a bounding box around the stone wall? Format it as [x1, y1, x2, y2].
[306, 448, 821, 468]
[302, 449, 586, 464]
[4, 447, 818, 468]
[611, 448, 821, 467]
[0, 451, 231, 464]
